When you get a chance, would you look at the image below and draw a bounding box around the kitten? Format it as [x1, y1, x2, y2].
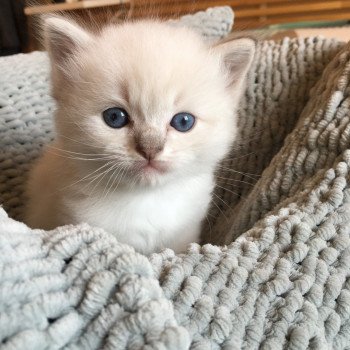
[25, 16, 255, 254]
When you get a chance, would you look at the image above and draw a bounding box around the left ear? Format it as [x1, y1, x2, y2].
[43, 15, 93, 66]
[214, 38, 255, 88]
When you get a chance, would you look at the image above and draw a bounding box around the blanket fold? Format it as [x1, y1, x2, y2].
[0, 210, 190, 350]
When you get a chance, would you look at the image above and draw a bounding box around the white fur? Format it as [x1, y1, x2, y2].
[26, 18, 254, 254]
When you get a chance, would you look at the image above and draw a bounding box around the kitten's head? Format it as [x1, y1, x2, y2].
[44, 16, 254, 188]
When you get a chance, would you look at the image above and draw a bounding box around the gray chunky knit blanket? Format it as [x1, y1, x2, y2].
[1, 7, 350, 350]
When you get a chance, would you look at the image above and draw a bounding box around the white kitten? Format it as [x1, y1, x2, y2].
[25, 17, 254, 254]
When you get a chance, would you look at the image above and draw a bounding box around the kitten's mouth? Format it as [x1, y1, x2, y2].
[135, 160, 168, 174]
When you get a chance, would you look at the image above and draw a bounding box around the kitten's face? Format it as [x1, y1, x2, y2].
[46, 18, 254, 187]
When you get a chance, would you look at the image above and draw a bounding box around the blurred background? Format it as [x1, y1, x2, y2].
[2, 0, 350, 56]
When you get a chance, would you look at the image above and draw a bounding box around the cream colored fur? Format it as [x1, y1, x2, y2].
[25, 17, 254, 254]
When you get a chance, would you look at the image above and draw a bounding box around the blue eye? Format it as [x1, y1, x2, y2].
[103, 107, 129, 128]
[170, 112, 195, 132]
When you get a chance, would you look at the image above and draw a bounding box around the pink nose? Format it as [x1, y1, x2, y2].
[136, 143, 163, 160]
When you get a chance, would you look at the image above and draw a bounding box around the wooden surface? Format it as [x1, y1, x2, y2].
[130, 0, 350, 29]
[24, 0, 350, 29]
[24, 0, 129, 15]
[271, 27, 350, 42]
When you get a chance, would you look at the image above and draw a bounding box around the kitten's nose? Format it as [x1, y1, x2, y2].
[136, 143, 163, 160]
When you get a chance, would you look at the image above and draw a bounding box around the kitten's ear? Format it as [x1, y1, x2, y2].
[43, 16, 92, 63]
[215, 38, 255, 88]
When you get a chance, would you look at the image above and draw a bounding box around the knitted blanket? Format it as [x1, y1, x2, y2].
[1, 9, 350, 350]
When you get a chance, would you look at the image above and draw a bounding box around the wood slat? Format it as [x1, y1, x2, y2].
[235, 10, 350, 27]
[24, 0, 350, 29]
[134, 0, 347, 8]
[235, 1, 350, 18]
[132, 0, 350, 17]
[227, 0, 345, 4]
[24, 0, 129, 15]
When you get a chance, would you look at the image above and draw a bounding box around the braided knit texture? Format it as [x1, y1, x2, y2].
[1, 17, 350, 350]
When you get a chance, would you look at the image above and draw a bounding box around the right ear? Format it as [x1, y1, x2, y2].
[214, 38, 255, 90]
[43, 16, 92, 65]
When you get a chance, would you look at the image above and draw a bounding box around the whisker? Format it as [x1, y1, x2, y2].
[221, 151, 263, 161]
[212, 192, 231, 210]
[49, 145, 112, 158]
[56, 134, 106, 149]
[215, 176, 256, 187]
[85, 163, 118, 195]
[216, 166, 261, 182]
[101, 162, 127, 199]
[60, 161, 116, 192]
[204, 214, 213, 243]
[47, 150, 115, 162]
[101, 164, 120, 199]
[210, 196, 228, 221]
[114, 166, 129, 191]
[215, 184, 242, 199]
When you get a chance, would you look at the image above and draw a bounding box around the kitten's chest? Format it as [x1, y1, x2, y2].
[69, 176, 213, 252]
